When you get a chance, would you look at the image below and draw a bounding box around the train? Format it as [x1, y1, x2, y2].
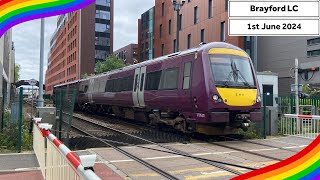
[54, 42, 262, 135]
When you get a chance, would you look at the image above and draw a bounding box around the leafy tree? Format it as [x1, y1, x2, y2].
[303, 84, 320, 96]
[14, 64, 20, 82]
[81, 73, 95, 79]
[95, 55, 126, 74]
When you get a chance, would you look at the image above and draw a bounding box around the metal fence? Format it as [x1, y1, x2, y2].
[280, 114, 320, 139]
[55, 88, 77, 146]
[0, 87, 24, 153]
[32, 118, 100, 180]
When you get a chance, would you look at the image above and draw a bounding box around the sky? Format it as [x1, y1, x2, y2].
[12, 0, 155, 81]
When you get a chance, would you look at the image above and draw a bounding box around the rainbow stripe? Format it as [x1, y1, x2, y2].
[0, 0, 95, 37]
[232, 136, 320, 180]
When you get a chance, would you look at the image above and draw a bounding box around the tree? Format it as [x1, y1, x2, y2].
[303, 84, 320, 96]
[14, 64, 20, 82]
[95, 55, 126, 74]
[81, 73, 95, 79]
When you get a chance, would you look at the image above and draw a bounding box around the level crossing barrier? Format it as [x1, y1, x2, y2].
[281, 114, 320, 139]
[32, 117, 101, 180]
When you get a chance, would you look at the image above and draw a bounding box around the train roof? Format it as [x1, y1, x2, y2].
[54, 42, 244, 87]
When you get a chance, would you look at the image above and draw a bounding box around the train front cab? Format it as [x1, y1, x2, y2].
[197, 46, 262, 135]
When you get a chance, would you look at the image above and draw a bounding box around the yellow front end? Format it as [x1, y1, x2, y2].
[217, 88, 257, 107]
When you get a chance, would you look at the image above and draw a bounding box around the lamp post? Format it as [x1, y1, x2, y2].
[172, 0, 185, 52]
[38, 18, 45, 107]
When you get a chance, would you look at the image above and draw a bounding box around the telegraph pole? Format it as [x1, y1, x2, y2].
[38, 19, 45, 107]
[295, 58, 299, 115]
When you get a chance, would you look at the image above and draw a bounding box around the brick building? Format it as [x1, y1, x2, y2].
[45, 0, 113, 94]
[138, 0, 255, 62]
[113, 44, 138, 65]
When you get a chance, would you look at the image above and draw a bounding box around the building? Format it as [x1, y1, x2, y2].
[138, 7, 155, 62]
[113, 44, 138, 65]
[257, 37, 320, 96]
[0, 29, 15, 127]
[151, 0, 256, 61]
[45, 0, 114, 94]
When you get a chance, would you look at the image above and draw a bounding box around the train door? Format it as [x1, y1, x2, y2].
[133, 67, 146, 107]
[181, 61, 194, 111]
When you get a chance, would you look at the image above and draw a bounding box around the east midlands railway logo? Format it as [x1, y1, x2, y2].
[0, 0, 95, 38]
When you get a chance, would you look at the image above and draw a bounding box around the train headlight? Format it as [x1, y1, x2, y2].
[213, 95, 219, 101]
[256, 96, 261, 103]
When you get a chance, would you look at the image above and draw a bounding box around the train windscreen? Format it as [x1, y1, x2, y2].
[209, 54, 255, 88]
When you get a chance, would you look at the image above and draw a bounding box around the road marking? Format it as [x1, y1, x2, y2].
[185, 171, 232, 180]
[0, 152, 35, 156]
[130, 167, 219, 177]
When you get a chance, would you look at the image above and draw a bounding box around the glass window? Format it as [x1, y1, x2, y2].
[162, 2, 165, 16]
[160, 24, 162, 38]
[210, 54, 255, 87]
[201, 29, 205, 43]
[95, 23, 110, 33]
[221, 21, 225, 42]
[134, 74, 139, 91]
[173, 39, 177, 53]
[96, 10, 110, 20]
[96, 0, 110, 7]
[161, 44, 165, 56]
[188, 34, 191, 49]
[145, 71, 162, 90]
[194, 6, 198, 24]
[209, 0, 213, 18]
[159, 68, 179, 90]
[140, 74, 145, 91]
[225, 0, 229, 11]
[183, 62, 192, 89]
[179, 14, 182, 31]
[95, 37, 110, 46]
[308, 38, 320, 46]
[95, 50, 107, 60]
[308, 49, 320, 57]
[169, 20, 171, 34]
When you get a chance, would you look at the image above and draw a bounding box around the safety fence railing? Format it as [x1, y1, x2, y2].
[32, 117, 100, 180]
[280, 114, 320, 139]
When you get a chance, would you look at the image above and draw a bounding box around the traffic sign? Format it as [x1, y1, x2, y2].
[291, 84, 303, 93]
[27, 79, 37, 86]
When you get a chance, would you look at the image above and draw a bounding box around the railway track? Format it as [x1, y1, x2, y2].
[71, 113, 259, 178]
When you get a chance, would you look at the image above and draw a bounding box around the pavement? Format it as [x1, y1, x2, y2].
[0, 136, 314, 180]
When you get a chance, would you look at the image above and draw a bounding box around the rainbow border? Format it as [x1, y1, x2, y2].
[232, 136, 320, 180]
[0, 0, 95, 37]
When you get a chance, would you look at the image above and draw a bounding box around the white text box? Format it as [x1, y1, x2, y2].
[229, 1, 319, 17]
[229, 19, 319, 36]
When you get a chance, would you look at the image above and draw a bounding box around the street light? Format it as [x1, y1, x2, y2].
[38, 18, 45, 107]
[172, 0, 185, 52]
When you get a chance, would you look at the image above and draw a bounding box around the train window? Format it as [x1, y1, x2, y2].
[145, 71, 162, 90]
[105, 80, 114, 92]
[84, 85, 88, 93]
[159, 68, 179, 90]
[134, 74, 139, 91]
[114, 79, 121, 92]
[140, 73, 145, 91]
[99, 80, 106, 92]
[183, 62, 192, 89]
[128, 76, 134, 91]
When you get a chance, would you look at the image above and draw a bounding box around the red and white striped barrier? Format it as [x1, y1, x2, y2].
[33, 118, 100, 180]
[284, 114, 320, 119]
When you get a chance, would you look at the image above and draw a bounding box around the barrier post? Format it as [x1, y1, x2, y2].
[58, 89, 63, 139]
[18, 87, 23, 153]
[263, 93, 267, 139]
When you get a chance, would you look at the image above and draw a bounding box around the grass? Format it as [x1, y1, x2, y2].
[0, 107, 33, 153]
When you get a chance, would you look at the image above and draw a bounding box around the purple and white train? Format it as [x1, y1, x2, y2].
[54, 42, 262, 135]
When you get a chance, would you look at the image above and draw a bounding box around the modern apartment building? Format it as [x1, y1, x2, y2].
[113, 43, 138, 65]
[0, 29, 15, 127]
[45, 0, 113, 94]
[152, 0, 255, 61]
[138, 7, 155, 62]
[258, 37, 320, 95]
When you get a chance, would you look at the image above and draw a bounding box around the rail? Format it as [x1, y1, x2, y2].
[32, 117, 101, 180]
[281, 114, 320, 139]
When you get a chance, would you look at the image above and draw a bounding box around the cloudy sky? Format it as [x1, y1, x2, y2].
[12, 0, 155, 81]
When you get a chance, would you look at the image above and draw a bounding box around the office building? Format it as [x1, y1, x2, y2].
[113, 44, 138, 65]
[45, 0, 114, 94]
